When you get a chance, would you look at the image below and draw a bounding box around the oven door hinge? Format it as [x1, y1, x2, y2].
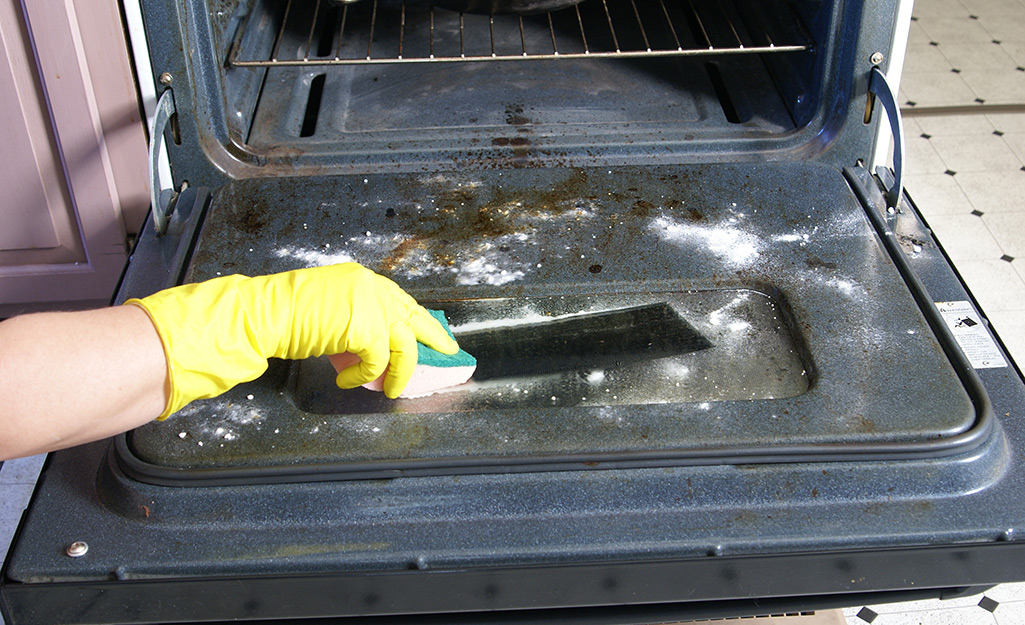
[865, 67, 905, 209]
[149, 88, 180, 235]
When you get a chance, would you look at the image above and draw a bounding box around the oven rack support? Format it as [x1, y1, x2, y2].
[227, 0, 815, 67]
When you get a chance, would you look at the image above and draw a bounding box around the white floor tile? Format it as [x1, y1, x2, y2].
[980, 212, 1025, 256]
[975, 13, 1025, 42]
[958, 0, 1025, 19]
[844, 590, 1025, 625]
[904, 117, 925, 136]
[937, 41, 1021, 71]
[986, 113, 1025, 133]
[929, 134, 1025, 172]
[867, 605, 997, 624]
[915, 113, 996, 136]
[904, 44, 956, 74]
[1001, 41, 1025, 64]
[907, 173, 977, 216]
[0, 484, 34, 527]
[925, 214, 1006, 259]
[908, 20, 938, 47]
[906, 135, 954, 174]
[901, 70, 982, 106]
[960, 70, 1025, 104]
[1002, 133, 1025, 162]
[914, 113, 992, 136]
[985, 583, 1025, 604]
[995, 603, 1025, 625]
[842, 605, 864, 621]
[912, 0, 972, 18]
[867, 593, 990, 613]
[917, 17, 999, 44]
[947, 171, 1025, 213]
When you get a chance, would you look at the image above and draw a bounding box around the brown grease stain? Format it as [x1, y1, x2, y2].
[379, 169, 595, 272]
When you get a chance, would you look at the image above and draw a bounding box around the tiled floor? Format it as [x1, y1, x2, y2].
[3, 0, 1025, 623]
[901, 0, 1025, 107]
[903, 109, 1025, 365]
[841, 587, 1025, 625]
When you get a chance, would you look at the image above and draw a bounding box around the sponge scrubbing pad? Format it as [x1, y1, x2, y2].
[330, 309, 477, 398]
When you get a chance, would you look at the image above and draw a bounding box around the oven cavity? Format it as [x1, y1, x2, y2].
[193, 0, 838, 173]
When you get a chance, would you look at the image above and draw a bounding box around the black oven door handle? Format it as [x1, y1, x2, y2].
[868, 67, 905, 209]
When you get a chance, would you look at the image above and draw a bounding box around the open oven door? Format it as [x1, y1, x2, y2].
[5, 161, 1025, 625]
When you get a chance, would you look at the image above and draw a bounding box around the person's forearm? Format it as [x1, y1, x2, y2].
[0, 306, 169, 460]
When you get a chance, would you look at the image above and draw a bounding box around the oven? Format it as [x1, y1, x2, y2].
[4, 0, 1025, 623]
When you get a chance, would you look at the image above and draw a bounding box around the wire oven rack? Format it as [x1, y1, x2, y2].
[227, 0, 815, 66]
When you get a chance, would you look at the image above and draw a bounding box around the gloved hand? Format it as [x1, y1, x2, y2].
[126, 263, 459, 418]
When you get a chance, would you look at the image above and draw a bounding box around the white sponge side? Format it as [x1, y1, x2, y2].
[328, 352, 476, 398]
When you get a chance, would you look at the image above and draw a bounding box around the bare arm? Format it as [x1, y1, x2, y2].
[0, 264, 456, 462]
[0, 305, 169, 461]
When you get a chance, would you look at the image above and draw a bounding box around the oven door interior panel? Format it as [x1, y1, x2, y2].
[107, 162, 989, 483]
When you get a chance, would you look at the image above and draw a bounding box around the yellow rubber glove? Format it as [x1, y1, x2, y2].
[126, 263, 459, 419]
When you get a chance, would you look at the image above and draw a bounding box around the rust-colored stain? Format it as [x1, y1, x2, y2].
[379, 237, 428, 273]
[853, 414, 878, 434]
[379, 168, 597, 272]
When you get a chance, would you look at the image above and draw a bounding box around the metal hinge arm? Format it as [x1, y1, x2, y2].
[149, 89, 178, 235]
[867, 67, 905, 209]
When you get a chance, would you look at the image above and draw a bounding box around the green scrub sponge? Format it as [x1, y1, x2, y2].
[331, 309, 477, 397]
[417, 309, 477, 368]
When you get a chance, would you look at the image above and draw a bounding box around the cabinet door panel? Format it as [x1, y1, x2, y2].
[0, 0, 146, 315]
[0, 0, 77, 256]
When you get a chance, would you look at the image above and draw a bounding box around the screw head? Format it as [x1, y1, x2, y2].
[159, 72, 174, 86]
[870, 52, 885, 65]
[66, 541, 89, 558]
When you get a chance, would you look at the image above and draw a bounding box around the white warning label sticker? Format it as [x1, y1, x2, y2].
[935, 300, 1008, 369]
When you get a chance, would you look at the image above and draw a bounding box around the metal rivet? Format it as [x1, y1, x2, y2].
[870, 52, 885, 65]
[159, 72, 174, 86]
[66, 541, 89, 558]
